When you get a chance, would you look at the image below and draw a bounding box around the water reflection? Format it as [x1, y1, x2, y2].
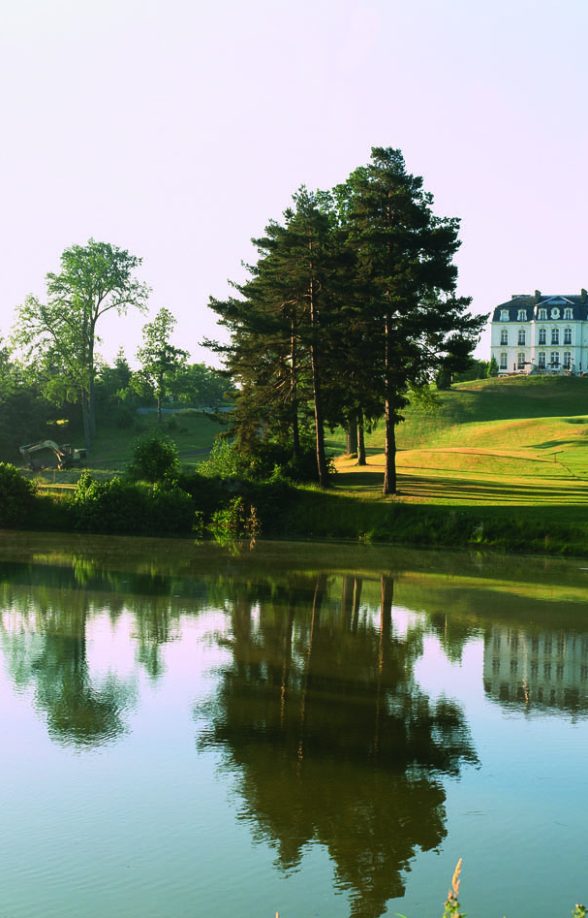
[483, 627, 588, 716]
[199, 574, 477, 918]
[0, 574, 135, 747]
[1, 537, 588, 918]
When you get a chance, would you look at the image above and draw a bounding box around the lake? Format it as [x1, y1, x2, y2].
[0, 531, 587, 918]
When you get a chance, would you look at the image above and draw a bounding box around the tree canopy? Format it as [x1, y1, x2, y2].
[208, 147, 485, 491]
[15, 240, 149, 448]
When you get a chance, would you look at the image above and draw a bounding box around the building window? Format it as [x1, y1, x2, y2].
[538, 352, 546, 368]
[564, 351, 572, 369]
[538, 328, 546, 345]
[564, 327, 572, 345]
[500, 352, 507, 370]
[517, 352, 525, 369]
[551, 328, 560, 345]
[564, 308, 573, 320]
[517, 309, 527, 321]
[500, 309, 509, 321]
[551, 352, 560, 367]
[518, 329, 526, 345]
[538, 308, 547, 320]
[500, 329, 508, 345]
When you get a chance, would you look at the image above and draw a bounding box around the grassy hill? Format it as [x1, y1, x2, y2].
[27, 376, 588, 553]
[328, 376, 588, 507]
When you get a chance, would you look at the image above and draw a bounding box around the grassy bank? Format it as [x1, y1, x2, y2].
[15, 376, 588, 555]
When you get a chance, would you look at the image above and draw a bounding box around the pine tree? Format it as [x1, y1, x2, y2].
[340, 148, 485, 494]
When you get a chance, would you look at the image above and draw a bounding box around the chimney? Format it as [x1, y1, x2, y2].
[534, 289, 541, 303]
[581, 288, 587, 303]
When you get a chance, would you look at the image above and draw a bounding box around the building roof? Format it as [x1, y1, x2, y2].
[492, 293, 588, 323]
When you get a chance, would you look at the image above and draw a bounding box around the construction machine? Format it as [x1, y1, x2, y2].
[19, 440, 87, 471]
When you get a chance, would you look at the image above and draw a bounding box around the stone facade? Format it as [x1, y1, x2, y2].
[491, 291, 588, 374]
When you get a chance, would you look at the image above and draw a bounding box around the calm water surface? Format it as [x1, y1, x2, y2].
[0, 532, 587, 918]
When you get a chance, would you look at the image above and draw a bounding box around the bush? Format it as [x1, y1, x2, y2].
[208, 496, 261, 545]
[199, 437, 242, 478]
[127, 435, 180, 483]
[200, 435, 328, 484]
[0, 463, 36, 527]
[72, 472, 193, 535]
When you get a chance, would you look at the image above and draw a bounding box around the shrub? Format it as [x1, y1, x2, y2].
[208, 496, 261, 546]
[127, 435, 180, 483]
[73, 472, 193, 535]
[0, 463, 36, 527]
[199, 437, 242, 478]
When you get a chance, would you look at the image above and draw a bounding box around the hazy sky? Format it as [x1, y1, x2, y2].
[1, 0, 586, 365]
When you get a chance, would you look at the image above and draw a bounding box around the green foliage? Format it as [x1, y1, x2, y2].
[15, 239, 149, 445]
[199, 433, 325, 484]
[171, 362, 231, 408]
[127, 435, 180, 483]
[208, 496, 261, 546]
[73, 472, 193, 535]
[452, 358, 490, 383]
[136, 308, 188, 420]
[488, 355, 499, 377]
[0, 463, 36, 526]
[198, 437, 241, 478]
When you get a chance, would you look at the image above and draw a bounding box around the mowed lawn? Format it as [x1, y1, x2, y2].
[330, 376, 588, 506]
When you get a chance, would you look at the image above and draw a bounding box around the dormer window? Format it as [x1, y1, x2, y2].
[517, 309, 527, 321]
[538, 308, 547, 320]
[564, 308, 573, 320]
[551, 307, 560, 319]
[500, 310, 509, 321]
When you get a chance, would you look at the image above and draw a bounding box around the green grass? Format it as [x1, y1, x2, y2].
[30, 411, 225, 490]
[327, 376, 588, 508]
[25, 375, 588, 553]
[315, 376, 588, 553]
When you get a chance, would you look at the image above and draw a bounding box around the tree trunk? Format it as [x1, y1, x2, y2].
[383, 314, 397, 495]
[351, 576, 362, 633]
[346, 412, 358, 455]
[290, 321, 300, 461]
[87, 337, 96, 443]
[357, 410, 366, 465]
[341, 575, 354, 626]
[297, 574, 325, 764]
[81, 390, 92, 452]
[308, 265, 329, 488]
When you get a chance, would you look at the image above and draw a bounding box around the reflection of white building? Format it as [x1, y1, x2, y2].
[490, 292, 588, 374]
[483, 626, 588, 714]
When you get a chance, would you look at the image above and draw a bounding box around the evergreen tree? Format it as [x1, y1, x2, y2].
[340, 148, 485, 494]
[208, 189, 345, 486]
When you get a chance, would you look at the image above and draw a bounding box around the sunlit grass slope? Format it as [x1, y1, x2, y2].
[329, 376, 588, 506]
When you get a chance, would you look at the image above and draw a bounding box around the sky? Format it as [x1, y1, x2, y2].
[0, 0, 587, 366]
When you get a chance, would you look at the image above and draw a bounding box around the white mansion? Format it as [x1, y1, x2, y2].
[491, 291, 588, 374]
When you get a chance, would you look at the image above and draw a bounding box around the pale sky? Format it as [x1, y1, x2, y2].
[1, 0, 586, 366]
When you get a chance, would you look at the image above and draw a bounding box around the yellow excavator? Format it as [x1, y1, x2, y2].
[19, 440, 87, 471]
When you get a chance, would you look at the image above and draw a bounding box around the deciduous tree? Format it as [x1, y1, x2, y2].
[136, 308, 188, 424]
[15, 240, 149, 448]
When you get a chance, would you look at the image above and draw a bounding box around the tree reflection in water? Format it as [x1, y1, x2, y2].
[200, 573, 477, 918]
[0, 567, 135, 749]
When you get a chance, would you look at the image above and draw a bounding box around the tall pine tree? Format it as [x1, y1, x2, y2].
[340, 148, 484, 494]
